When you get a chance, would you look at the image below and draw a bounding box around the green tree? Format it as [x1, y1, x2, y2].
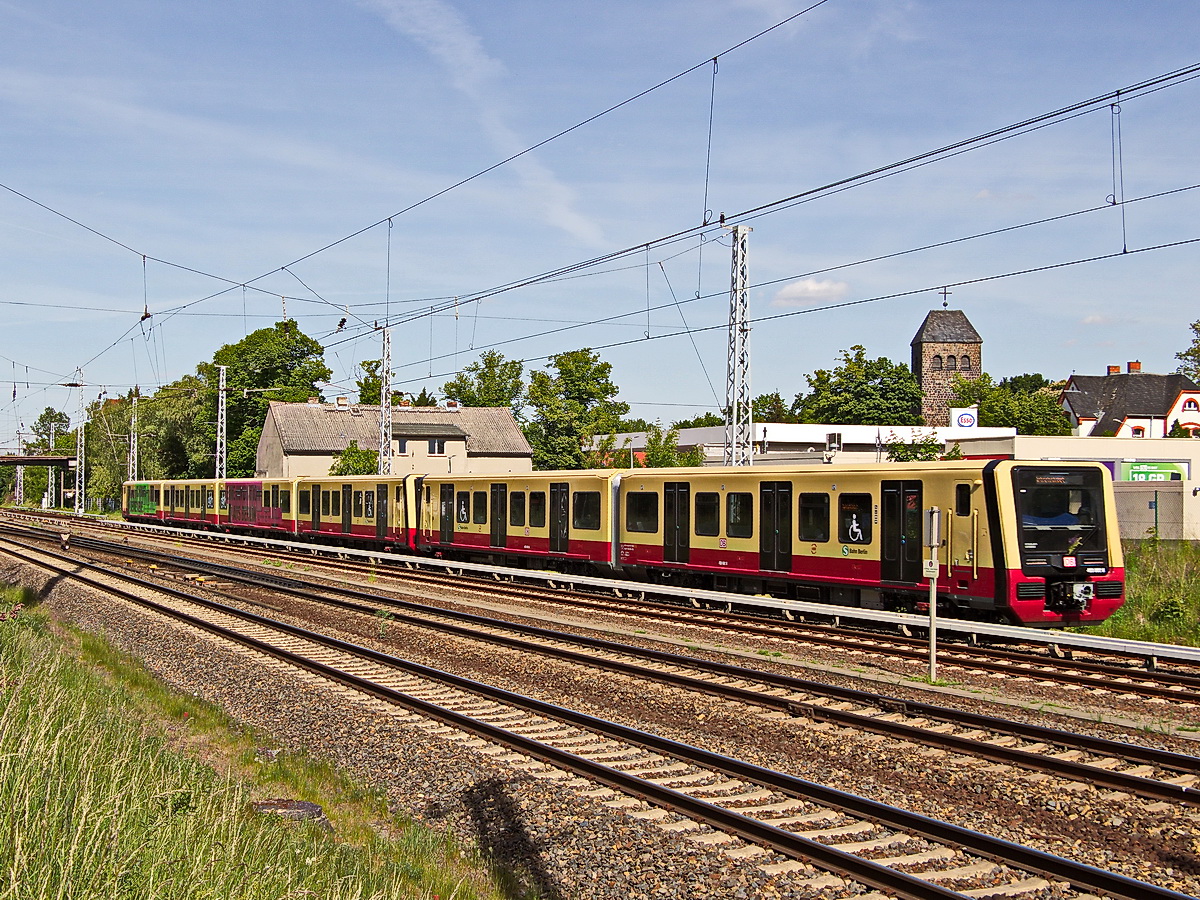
[671, 411, 723, 429]
[441, 350, 525, 418]
[356, 360, 401, 406]
[1167, 419, 1191, 438]
[884, 431, 943, 461]
[1177, 319, 1200, 380]
[30, 408, 71, 448]
[197, 321, 332, 477]
[525, 349, 628, 470]
[951, 374, 1071, 435]
[411, 387, 439, 407]
[329, 440, 378, 475]
[753, 391, 799, 423]
[149, 376, 210, 478]
[641, 423, 705, 467]
[792, 346, 922, 426]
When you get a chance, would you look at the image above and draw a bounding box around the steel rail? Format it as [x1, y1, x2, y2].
[2, 535, 1195, 900]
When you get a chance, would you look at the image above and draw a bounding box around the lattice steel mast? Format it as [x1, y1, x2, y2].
[378, 326, 393, 475]
[723, 225, 753, 466]
[215, 366, 228, 479]
[74, 369, 85, 515]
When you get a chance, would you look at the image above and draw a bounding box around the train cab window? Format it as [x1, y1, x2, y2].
[400, 486, 407, 507]
[955, 484, 972, 516]
[280, 491, 291, 514]
[838, 494, 873, 544]
[626, 493, 659, 533]
[510, 491, 527, 527]
[330, 490, 341, 517]
[321, 491, 331, 517]
[798, 493, 830, 542]
[364, 491, 374, 519]
[573, 491, 601, 531]
[727, 492, 753, 538]
[694, 492, 720, 536]
[472, 491, 488, 524]
[529, 491, 547, 528]
[353, 491, 364, 519]
[299, 491, 311, 515]
[456, 491, 470, 523]
[271, 485, 280, 509]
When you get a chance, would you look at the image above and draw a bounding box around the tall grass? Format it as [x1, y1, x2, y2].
[1084, 538, 1200, 646]
[0, 590, 501, 900]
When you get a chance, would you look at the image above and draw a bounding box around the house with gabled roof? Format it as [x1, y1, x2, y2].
[255, 399, 532, 477]
[1060, 361, 1200, 437]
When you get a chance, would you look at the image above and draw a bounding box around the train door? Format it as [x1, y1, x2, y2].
[341, 484, 352, 534]
[663, 482, 690, 564]
[439, 484, 454, 543]
[311, 486, 321, 531]
[549, 482, 570, 553]
[376, 483, 388, 540]
[881, 480, 923, 584]
[759, 481, 793, 572]
[490, 484, 508, 548]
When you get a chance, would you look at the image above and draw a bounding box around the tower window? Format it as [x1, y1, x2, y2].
[960, 355, 971, 371]
[931, 355, 943, 371]
[946, 355, 958, 371]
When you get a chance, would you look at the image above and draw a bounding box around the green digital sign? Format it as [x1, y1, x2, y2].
[1119, 461, 1189, 482]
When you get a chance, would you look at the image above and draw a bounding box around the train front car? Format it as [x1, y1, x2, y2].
[988, 460, 1124, 627]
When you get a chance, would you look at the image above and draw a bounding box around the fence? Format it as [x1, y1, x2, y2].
[1114, 483, 1186, 540]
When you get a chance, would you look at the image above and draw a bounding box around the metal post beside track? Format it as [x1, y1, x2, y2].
[924, 507, 941, 683]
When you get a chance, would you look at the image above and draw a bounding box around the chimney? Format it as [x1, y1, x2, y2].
[335, 396, 349, 407]
[1107, 365, 1120, 375]
[307, 396, 320, 404]
[1127, 361, 1142, 374]
[445, 400, 460, 409]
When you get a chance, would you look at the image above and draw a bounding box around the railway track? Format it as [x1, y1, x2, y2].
[49, 528, 1200, 808]
[10, 510, 1199, 706]
[2, 531, 1194, 900]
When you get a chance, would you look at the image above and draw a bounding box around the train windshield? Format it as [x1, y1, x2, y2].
[1012, 467, 1106, 554]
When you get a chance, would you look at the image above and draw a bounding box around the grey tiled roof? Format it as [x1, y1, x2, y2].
[265, 401, 532, 456]
[910, 310, 982, 345]
[1063, 373, 1198, 434]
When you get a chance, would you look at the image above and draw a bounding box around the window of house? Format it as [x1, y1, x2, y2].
[509, 491, 526, 526]
[727, 492, 753, 538]
[572, 491, 601, 530]
[798, 493, 830, 542]
[397, 439, 408, 454]
[694, 492, 720, 536]
[428, 439, 446, 455]
[626, 492, 659, 533]
[472, 491, 488, 524]
[529, 491, 547, 528]
[1132, 426, 1146, 438]
[1184, 399, 1199, 411]
[456, 491, 470, 523]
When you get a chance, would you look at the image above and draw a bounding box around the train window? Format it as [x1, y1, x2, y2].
[472, 491, 488, 524]
[271, 485, 280, 509]
[153, 488, 161, 504]
[510, 491, 526, 527]
[280, 491, 291, 514]
[364, 491, 374, 519]
[838, 494, 872, 544]
[573, 492, 601, 530]
[955, 484, 971, 516]
[400, 486, 407, 507]
[321, 490, 331, 517]
[299, 491, 311, 515]
[329, 490, 340, 517]
[263, 490, 270, 507]
[694, 492, 720, 536]
[456, 491, 470, 523]
[353, 491, 364, 519]
[529, 491, 547, 528]
[798, 493, 830, 542]
[626, 493, 659, 533]
[206, 489, 215, 510]
[218, 490, 227, 509]
[727, 492, 753, 538]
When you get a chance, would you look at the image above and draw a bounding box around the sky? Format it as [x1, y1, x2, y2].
[2, 0, 1200, 446]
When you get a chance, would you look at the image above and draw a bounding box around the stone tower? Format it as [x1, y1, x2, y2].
[910, 309, 983, 426]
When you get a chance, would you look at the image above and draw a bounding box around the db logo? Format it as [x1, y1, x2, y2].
[957, 412, 976, 427]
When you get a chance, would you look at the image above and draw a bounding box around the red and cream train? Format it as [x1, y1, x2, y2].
[123, 459, 1125, 628]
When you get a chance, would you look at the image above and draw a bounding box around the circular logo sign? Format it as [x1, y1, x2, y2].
[956, 412, 976, 427]
[841, 545, 849, 557]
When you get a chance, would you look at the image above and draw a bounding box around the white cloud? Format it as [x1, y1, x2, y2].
[1081, 314, 1112, 326]
[771, 278, 849, 307]
[353, 0, 605, 247]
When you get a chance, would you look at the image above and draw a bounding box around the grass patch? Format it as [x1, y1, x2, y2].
[0, 587, 507, 900]
[1077, 538, 1200, 646]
